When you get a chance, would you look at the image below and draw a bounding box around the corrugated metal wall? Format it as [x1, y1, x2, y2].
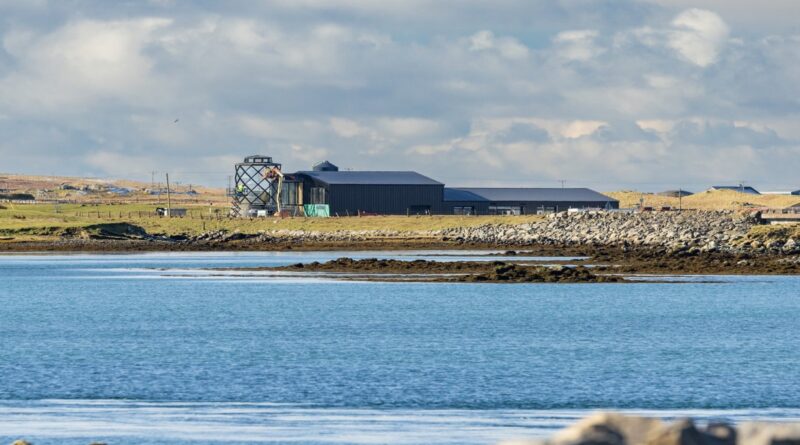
[295, 174, 444, 215]
[443, 200, 619, 215]
[329, 184, 444, 215]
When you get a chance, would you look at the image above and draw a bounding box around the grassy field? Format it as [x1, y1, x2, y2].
[0, 202, 544, 240]
[607, 190, 800, 210]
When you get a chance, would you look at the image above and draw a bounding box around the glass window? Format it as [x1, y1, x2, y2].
[488, 205, 521, 215]
[309, 187, 327, 204]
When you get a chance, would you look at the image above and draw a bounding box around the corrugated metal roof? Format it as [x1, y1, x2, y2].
[444, 187, 617, 202]
[442, 188, 489, 201]
[297, 171, 443, 186]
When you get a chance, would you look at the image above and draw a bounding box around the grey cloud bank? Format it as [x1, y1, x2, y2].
[0, 0, 798, 190]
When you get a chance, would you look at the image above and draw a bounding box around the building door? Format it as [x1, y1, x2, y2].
[409, 205, 431, 215]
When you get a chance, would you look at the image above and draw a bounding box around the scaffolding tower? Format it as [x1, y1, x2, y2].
[229, 155, 283, 217]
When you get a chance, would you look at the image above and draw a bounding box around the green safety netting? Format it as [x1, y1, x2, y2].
[303, 204, 330, 217]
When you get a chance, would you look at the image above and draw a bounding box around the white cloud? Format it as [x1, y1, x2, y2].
[377, 118, 439, 137]
[553, 30, 604, 61]
[468, 30, 529, 60]
[290, 143, 329, 163]
[0, 18, 171, 110]
[642, 0, 798, 31]
[644, 74, 678, 89]
[668, 8, 729, 67]
[330, 118, 365, 138]
[637, 119, 674, 133]
[408, 143, 452, 155]
[469, 30, 494, 51]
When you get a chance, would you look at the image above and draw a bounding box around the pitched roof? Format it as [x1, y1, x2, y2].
[444, 187, 617, 202]
[296, 170, 443, 186]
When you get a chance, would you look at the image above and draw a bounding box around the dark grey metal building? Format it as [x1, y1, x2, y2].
[294, 170, 444, 216]
[443, 187, 619, 215]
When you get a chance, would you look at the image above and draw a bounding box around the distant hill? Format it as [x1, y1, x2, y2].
[606, 189, 800, 210]
[0, 173, 226, 204]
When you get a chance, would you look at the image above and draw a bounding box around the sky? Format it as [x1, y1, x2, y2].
[0, 0, 798, 191]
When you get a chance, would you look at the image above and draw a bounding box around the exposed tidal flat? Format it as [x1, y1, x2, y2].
[2, 251, 800, 444]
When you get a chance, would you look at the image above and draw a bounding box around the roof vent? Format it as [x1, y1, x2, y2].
[313, 160, 339, 171]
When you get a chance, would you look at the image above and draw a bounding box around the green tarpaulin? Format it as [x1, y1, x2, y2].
[303, 204, 330, 217]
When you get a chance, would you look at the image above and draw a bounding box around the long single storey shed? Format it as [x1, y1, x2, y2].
[443, 187, 619, 215]
[294, 171, 444, 216]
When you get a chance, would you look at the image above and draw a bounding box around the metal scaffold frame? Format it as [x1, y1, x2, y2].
[229, 155, 283, 217]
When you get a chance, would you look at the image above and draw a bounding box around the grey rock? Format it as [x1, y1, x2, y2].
[737, 422, 800, 445]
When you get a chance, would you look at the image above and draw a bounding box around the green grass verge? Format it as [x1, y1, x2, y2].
[0, 202, 543, 240]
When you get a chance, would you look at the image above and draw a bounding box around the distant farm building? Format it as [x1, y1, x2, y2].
[709, 185, 760, 195]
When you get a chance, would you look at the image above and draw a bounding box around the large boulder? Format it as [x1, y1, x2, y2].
[737, 422, 800, 445]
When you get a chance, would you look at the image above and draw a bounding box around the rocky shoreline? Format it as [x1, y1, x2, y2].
[504, 412, 800, 445]
[2, 211, 799, 275]
[439, 210, 773, 253]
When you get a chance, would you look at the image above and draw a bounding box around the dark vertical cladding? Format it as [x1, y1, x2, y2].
[295, 171, 444, 215]
[441, 188, 619, 215]
[328, 184, 443, 215]
[443, 200, 619, 214]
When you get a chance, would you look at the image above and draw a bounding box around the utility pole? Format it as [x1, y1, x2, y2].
[151, 171, 157, 190]
[559, 179, 566, 189]
[166, 173, 172, 218]
[678, 187, 682, 211]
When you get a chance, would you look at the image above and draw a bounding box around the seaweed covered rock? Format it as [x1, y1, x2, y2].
[276, 258, 622, 283]
[460, 264, 621, 283]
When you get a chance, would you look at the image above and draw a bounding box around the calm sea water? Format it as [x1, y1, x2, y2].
[1, 252, 800, 444]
